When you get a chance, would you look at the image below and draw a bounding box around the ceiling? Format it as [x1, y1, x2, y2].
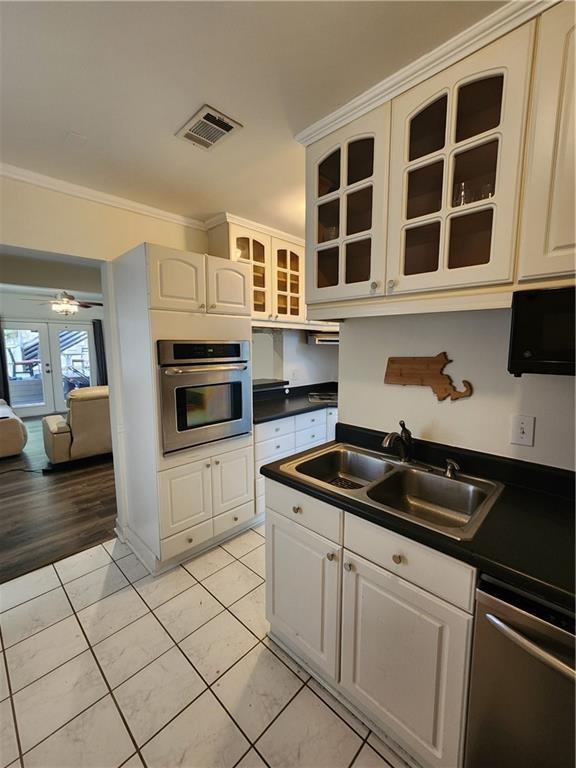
[0, 1, 504, 237]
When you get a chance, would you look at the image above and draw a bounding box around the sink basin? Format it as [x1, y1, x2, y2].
[366, 468, 490, 529]
[295, 448, 394, 489]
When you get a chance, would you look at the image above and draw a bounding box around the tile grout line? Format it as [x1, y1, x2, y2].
[50, 567, 151, 768]
[347, 728, 372, 768]
[0, 624, 25, 768]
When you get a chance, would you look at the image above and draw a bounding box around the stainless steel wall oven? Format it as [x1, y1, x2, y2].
[158, 340, 251, 453]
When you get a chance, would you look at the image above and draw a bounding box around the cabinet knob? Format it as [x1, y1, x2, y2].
[210, 303, 217, 309]
[311, 434, 315, 439]
[275, 444, 281, 450]
[199, 303, 206, 309]
[392, 553, 403, 565]
[343, 562, 354, 572]
[268, 314, 273, 319]
[187, 537, 194, 544]
[205, 462, 211, 468]
[311, 418, 315, 423]
[274, 427, 280, 432]
[275, 315, 279, 320]
[370, 281, 379, 290]
[215, 459, 220, 465]
[292, 505, 302, 514]
[233, 516, 239, 522]
[387, 279, 396, 290]
[326, 552, 336, 561]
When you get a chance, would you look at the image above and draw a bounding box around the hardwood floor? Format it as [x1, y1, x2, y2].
[0, 418, 117, 583]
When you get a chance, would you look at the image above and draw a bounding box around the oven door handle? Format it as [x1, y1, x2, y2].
[163, 364, 248, 375]
[486, 613, 576, 681]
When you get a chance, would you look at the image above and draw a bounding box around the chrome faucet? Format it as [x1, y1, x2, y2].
[382, 420, 413, 463]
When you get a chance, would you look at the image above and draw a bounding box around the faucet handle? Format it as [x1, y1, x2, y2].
[445, 459, 460, 478]
[399, 420, 413, 446]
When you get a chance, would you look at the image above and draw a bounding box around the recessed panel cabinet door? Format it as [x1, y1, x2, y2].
[340, 552, 472, 768]
[206, 257, 251, 316]
[266, 509, 341, 680]
[159, 459, 212, 538]
[518, 2, 575, 279]
[147, 247, 206, 311]
[211, 446, 254, 515]
[386, 23, 535, 294]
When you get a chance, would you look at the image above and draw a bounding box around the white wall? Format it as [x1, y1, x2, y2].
[0, 253, 102, 293]
[282, 330, 338, 386]
[339, 310, 574, 470]
[252, 330, 283, 380]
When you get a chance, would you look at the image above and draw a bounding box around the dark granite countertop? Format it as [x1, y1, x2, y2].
[260, 426, 575, 612]
[253, 382, 338, 424]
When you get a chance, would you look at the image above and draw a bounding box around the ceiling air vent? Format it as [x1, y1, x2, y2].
[176, 105, 242, 150]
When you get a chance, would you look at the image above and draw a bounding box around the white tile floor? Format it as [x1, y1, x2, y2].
[0, 525, 398, 768]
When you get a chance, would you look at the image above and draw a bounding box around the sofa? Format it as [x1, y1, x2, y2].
[0, 399, 28, 458]
[43, 385, 112, 465]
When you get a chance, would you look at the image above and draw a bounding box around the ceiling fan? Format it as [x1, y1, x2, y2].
[22, 290, 104, 316]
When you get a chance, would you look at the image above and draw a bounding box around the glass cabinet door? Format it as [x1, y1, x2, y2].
[306, 103, 389, 303]
[386, 22, 534, 294]
[230, 226, 271, 318]
[272, 239, 305, 321]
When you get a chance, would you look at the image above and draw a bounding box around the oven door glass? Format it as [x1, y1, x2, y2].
[175, 382, 242, 431]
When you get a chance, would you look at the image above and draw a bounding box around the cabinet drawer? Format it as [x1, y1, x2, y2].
[213, 501, 255, 537]
[266, 479, 342, 544]
[344, 513, 475, 612]
[295, 410, 326, 431]
[255, 433, 296, 462]
[161, 519, 214, 561]
[255, 417, 295, 444]
[295, 424, 327, 448]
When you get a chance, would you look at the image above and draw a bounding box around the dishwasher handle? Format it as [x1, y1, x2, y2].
[486, 613, 576, 682]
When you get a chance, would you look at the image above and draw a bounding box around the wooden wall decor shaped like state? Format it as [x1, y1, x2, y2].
[384, 352, 473, 402]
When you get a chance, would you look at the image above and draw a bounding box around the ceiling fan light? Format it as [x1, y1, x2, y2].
[52, 302, 79, 315]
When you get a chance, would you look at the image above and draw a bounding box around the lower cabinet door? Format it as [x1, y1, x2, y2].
[212, 447, 254, 516]
[159, 459, 212, 538]
[340, 551, 472, 768]
[266, 509, 341, 680]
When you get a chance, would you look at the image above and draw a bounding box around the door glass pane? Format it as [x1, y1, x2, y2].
[57, 329, 91, 402]
[409, 94, 448, 161]
[452, 140, 498, 207]
[290, 274, 300, 292]
[346, 186, 373, 236]
[455, 75, 504, 142]
[406, 160, 443, 219]
[3, 328, 46, 408]
[253, 265, 265, 288]
[289, 252, 299, 272]
[318, 199, 339, 243]
[345, 239, 371, 284]
[277, 249, 287, 269]
[277, 294, 288, 314]
[277, 271, 287, 292]
[404, 222, 441, 275]
[448, 209, 493, 268]
[253, 240, 265, 263]
[318, 149, 340, 197]
[290, 297, 300, 316]
[235, 237, 250, 261]
[253, 290, 266, 312]
[317, 247, 339, 288]
[347, 138, 374, 185]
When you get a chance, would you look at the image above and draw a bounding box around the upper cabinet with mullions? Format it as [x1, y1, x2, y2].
[306, 104, 389, 302]
[386, 23, 535, 295]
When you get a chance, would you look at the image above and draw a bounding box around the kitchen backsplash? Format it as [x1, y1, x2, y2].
[339, 309, 575, 470]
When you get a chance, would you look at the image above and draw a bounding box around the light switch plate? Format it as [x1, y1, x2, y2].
[510, 414, 535, 446]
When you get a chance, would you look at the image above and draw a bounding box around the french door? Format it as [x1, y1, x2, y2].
[2, 321, 97, 417]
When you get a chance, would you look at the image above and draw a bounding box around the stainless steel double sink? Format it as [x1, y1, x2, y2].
[280, 443, 503, 540]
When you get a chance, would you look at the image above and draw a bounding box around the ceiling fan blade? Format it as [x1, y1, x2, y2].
[77, 301, 104, 308]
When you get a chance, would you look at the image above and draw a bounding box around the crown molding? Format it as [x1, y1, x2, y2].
[204, 211, 305, 245]
[296, 0, 556, 146]
[0, 163, 206, 231]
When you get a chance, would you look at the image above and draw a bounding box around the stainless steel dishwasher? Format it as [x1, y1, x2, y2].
[465, 577, 575, 768]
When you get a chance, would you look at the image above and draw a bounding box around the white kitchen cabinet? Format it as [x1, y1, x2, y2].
[206, 257, 251, 316]
[271, 238, 305, 322]
[227, 223, 273, 319]
[518, 2, 575, 280]
[386, 23, 534, 295]
[147, 247, 206, 312]
[306, 104, 390, 303]
[326, 408, 338, 441]
[266, 508, 341, 679]
[211, 446, 254, 516]
[340, 551, 472, 768]
[158, 459, 212, 537]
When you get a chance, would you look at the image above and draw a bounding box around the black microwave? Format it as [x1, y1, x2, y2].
[508, 287, 575, 376]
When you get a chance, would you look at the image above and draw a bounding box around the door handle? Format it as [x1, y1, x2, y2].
[486, 613, 576, 681]
[164, 364, 247, 375]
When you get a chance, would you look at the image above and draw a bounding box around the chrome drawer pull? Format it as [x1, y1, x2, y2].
[326, 552, 336, 561]
[187, 537, 194, 544]
[392, 553, 403, 565]
[292, 505, 302, 514]
[343, 562, 354, 572]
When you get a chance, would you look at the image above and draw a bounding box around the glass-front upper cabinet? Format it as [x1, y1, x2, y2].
[228, 224, 272, 319]
[386, 22, 535, 294]
[271, 238, 305, 322]
[306, 104, 390, 303]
